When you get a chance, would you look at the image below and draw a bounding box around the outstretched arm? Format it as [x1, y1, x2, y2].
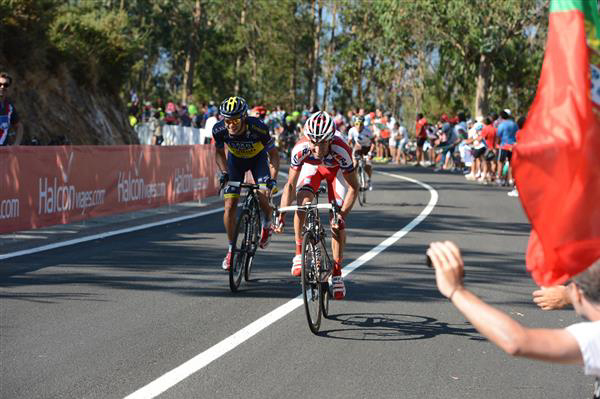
[273, 167, 300, 233]
[427, 241, 582, 364]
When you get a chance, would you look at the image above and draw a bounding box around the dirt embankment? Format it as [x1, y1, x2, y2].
[4, 62, 137, 145]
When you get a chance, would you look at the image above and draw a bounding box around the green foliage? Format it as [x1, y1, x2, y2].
[2, 0, 548, 119]
[48, 5, 141, 92]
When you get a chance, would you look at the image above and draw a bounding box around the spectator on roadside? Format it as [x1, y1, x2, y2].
[389, 121, 400, 164]
[481, 116, 498, 183]
[180, 104, 192, 127]
[164, 102, 179, 125]
[150, 111, 163, 145]
[189, 104, 202, 128]
[0, 72, 23, 146]
[464, 122, 486, 181]
[496, 109, 518, 186]
[397, 121, 410, 165]
[415, 112, 428, 166]
[434, 116, 458, 171]
[507, 115, 527, 197]
[427, 241, 600, 381]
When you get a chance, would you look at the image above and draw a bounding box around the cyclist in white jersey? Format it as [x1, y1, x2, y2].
[274, 111, 359, 300]
[347, 115, 375, 190]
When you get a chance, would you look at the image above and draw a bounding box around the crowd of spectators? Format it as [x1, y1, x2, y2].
[130, 97, 525, 198]
[409, 108, 525, 197]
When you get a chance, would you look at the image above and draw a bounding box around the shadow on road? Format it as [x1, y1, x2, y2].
[317, 312, 485, 342]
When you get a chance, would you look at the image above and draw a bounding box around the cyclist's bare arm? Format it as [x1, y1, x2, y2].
[274, 167, 301, 233]
[340, 170, 359, 219]
[215, 146, 227, 174]
[268, 147, 280, 180]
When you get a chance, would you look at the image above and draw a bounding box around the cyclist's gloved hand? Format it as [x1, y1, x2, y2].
[219, 172, 229, 186]
[266, 178, 277, 191]
[273, 213, 285, 233]
[367, 152, 374, 159]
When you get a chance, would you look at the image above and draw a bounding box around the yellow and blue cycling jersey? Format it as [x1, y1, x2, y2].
[212, 116, 275, 158]
[212, 117, 275, 198]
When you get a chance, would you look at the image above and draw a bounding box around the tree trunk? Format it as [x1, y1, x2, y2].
[321, 0, 336, 111]
[234, 5, 246, 95]
[182, 0, 202, 104]
[364, 54, 377, 104]
[250, 23, 258, 89]
[357, 61, 364, 105]
[309, 0, 322, 109]
[475, 52, 491, 118]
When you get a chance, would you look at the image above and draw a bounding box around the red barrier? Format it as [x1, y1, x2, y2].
[0, 145, 219, 234]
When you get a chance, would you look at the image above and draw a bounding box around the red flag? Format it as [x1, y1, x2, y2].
[513, 0, 600, 286]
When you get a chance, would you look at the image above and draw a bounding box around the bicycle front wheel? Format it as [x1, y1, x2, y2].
[301, 232, 322, 334]
[320, 240, 331, 319]
[244, 207, 261, 281]
[230, 211, 249, 292]
[358, 166, 367, 206]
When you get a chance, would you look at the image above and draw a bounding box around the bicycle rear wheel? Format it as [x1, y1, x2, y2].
[358, 166, 367, 206]
[301, 232, 322, 334]
[244, 207, 261, 281]
[230, 211, 249, 292]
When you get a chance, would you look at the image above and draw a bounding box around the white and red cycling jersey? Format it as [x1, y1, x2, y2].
[290, 133, 354, 207]
[290, 133, 354, 173]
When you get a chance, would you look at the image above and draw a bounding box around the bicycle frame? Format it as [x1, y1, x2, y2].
[277, 189, 339, 333]
[278, 189, 339, 283]
[225, 181, 272, 291]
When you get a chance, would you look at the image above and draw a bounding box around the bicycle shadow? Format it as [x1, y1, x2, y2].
[317, 312, 485, 342]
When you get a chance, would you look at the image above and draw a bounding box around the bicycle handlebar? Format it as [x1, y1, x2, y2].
[277, 203, 334, 213]
[226, 181, 262, 189]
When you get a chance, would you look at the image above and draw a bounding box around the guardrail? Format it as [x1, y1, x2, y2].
[134, 124, 213, 145]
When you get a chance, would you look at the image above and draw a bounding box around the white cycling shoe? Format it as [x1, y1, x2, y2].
[291, 254, 302, 277]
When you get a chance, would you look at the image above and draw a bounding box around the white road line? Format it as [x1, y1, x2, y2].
[124, 171, 438, 399]
[1, 173, 290, 261]
[0, 206, 226, 260]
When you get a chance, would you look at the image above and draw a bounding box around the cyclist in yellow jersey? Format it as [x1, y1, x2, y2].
[213, 96, 279, 270]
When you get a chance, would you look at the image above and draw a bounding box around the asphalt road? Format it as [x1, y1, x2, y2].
[1, 163, 592, 399]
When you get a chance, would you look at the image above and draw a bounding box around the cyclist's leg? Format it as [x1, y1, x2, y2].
[221, 156, 245, 268]
[291, 164, 321, 275]
[352, 144, 361, 169]
[224, 155, 245, 242]
[327, 167, 347, 299]
[363, 147, 373, 180]
[326, 167, 347, 269]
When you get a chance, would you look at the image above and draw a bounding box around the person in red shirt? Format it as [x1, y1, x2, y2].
[415, 113, 427, 166]
[481, 116, 497, 183]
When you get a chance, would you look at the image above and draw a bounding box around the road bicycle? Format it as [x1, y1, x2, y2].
[277, 187, 340, 334]
[356, 156, 369, 206]
[222, 181, 266, 292]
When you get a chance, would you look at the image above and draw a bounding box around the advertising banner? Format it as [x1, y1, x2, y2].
[0, 145, 218, 234]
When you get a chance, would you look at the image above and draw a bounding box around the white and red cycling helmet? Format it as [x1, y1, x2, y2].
[303, 111, 335, 143]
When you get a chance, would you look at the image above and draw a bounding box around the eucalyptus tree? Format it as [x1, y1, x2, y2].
[403, 0, 547, 117]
